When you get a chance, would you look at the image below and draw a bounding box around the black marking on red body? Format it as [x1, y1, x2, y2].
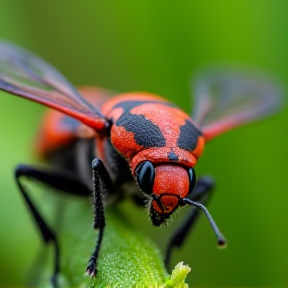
[113, 100, 169, 148]
[116, 113, 166, 148]
[168, 151, 179, 161]
[177, 120, 202, 151]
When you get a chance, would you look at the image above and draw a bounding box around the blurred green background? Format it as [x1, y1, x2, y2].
[1, 0, 288, 287]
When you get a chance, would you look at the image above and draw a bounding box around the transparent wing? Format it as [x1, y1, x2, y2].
[0, 40, 110, 133]
[191, 67, 282, 141]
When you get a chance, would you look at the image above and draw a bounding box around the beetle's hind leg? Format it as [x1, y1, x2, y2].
[165, 176, 215, 270]
[15, 164, 91, 288]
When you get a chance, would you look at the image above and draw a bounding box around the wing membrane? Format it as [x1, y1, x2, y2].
[192, 67, 282, 141]
[0, 40, 109, 133]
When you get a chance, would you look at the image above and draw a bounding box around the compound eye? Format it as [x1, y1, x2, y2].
[188, 167, 196, 194]
[136, 161, 155, 195]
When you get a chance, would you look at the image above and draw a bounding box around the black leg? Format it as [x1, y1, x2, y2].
[85, 159, 111, 277]
[165, 176, 215, 270]
[15, 164, 91, 288]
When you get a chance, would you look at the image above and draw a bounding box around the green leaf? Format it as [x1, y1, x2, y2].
[42, 199, 191, 288]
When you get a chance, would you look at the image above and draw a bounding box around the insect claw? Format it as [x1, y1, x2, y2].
[85, 256, 98, 277]
[85, 266, 97, 278]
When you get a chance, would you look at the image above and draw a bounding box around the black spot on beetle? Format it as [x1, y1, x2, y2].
[168, 151, 179, 161]
[116, 113, 166, 148]
[177, 120, 202, 151]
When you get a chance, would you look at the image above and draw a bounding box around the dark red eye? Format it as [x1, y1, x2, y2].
[136, 161, 155, 195]
[188, 167, 196, 194]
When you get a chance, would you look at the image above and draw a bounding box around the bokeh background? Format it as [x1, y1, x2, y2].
[1, 1, 288, 287]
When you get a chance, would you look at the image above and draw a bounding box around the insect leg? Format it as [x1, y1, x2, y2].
[15, 164, 91, 288]
[165, 176, 215, 270]
[85, 159, 111, 277]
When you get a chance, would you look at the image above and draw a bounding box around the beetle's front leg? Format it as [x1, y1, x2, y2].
[165, 176, 215, 270]
[85, 159, 111, 277]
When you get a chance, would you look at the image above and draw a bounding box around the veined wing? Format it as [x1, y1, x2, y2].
[0, 40, 110, 134]
[191, 67, 282, 141]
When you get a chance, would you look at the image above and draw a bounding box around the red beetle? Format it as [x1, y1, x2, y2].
[0, 41, 281, 287]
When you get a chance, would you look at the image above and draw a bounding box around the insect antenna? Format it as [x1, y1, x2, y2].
[183, 198, 226, 247]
